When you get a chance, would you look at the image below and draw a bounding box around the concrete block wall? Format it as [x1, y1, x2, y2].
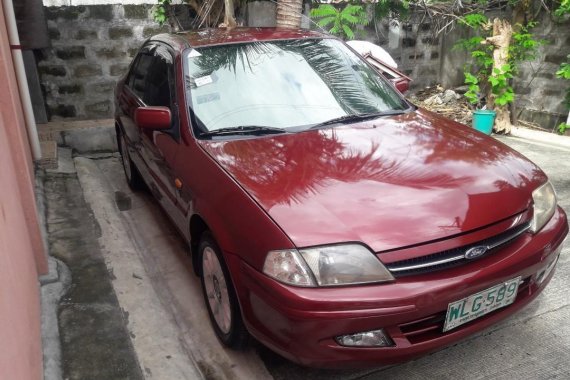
[513, 13, 570, 130]
[39, 4, 170, 120]
[38, 3, 568, 128]
[359, 18, 442, 90]
[37, 4, 452, 120]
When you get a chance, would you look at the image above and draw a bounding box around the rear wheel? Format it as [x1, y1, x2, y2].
[118, 130, 144, 190]
[199, 232, 248, 348]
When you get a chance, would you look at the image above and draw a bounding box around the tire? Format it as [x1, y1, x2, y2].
[118, 130, 144, 191]
[199, 232, 248, 349]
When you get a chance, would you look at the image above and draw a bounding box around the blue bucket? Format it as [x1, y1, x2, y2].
[472, 110, 496, 135]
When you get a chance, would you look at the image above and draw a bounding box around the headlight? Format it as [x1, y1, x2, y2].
[530, 181, 557, 233]
[262, 244, 394, 287]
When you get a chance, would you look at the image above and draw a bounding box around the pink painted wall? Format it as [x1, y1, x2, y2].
[0, 117, 43, 380]
[0, 0, 47, 275]
[0, 1, 46, 379]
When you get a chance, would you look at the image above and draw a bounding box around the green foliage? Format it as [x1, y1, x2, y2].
[553, 3, 570, 115]
[153, 0, 171, 25]
[454, 35, 484, 50]
[375, 0, 410, 20]
[554, 0, 570, 17]
[460, 13, 488, 28]
[455, 15, 542, 109]
[454, 36, 494, 75]
[557, 60, 570, 80]
[510, 22, 545, 67]
[471, 48, 494, 70]
[311, 4, 369, 40]
[464, 72, 480, 105]
[558, 122, 569, 134]
[556, 56, 570, 107]
[489, 64, 515, 106]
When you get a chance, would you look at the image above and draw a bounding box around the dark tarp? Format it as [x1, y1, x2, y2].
[13, 0, 50, 49]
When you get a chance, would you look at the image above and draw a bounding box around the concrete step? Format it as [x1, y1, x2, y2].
[37, 119, 117, 153]
[37, 118, 115, 142]
[38, 140, 58, 170]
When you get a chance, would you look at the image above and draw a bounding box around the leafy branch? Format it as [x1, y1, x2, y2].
[153, 0, 171, 26]
[464, 72, 480, 106]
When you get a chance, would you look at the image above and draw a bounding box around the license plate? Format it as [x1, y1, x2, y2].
[443, 276, 521, 332]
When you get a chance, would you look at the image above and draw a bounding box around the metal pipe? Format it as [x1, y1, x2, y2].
[2, 0, 42, 160]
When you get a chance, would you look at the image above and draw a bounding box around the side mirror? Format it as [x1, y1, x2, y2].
[134, 106, 171, 130]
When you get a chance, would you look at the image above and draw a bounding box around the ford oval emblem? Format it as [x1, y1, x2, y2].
[465, 246, 488, 259]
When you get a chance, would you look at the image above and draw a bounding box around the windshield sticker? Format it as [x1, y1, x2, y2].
[195, 75, 213, 87]
[188, 49, 202, 58]
[196, 93, 220, 104]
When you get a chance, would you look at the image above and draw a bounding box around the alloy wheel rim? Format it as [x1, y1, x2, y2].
[120, 136, 132, 181]
[203, 247, 232, 334]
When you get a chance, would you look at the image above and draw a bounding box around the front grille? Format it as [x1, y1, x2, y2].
[385, 222, 531, 277]
[399, 277, 531, 344]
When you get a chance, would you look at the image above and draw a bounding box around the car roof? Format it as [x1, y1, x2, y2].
[150, 27, 331, 50]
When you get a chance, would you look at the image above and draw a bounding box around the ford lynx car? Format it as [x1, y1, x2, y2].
[115, 28, 568, 368]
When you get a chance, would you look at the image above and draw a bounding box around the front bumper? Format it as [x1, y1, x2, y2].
[229, 207, 568, 368]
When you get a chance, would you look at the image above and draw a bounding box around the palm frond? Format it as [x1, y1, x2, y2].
[343, 5, 364, 15]
[316, 16, 337, 28]
[342, 24, 355, 39]
[310, 4, 338, 18]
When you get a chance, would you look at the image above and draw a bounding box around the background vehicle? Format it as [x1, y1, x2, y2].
[347, 40, 412, 93]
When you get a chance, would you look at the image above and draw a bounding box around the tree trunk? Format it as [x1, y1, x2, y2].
[187, 0, 225, 28]
[276, 0, 303, 29]
[485, 18, 513, 134]
[222, 0, 237, 27]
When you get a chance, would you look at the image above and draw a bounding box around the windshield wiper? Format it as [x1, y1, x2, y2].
[199, 125, 287, 138]
[310, 110, 407, 129]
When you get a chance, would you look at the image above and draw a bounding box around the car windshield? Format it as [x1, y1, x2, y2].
[184, 38, 409, 134]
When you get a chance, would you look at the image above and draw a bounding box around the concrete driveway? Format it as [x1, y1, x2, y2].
[71, 135, 570, 380]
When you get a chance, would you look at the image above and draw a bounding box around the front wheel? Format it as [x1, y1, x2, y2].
[199, 232, 248, 349]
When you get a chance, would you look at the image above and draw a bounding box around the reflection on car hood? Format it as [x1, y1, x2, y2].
[198, 109, 546, 252]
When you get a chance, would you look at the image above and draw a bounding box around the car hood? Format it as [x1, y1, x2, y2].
[198, 109, 546, 252]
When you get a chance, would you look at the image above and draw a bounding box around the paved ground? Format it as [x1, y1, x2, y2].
[73, 154, 270, 380]
[44, 170, 143, 379]
[48, 135, 570, 380]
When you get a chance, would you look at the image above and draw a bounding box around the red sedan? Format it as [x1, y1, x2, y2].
[114, 28, 568, 368]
